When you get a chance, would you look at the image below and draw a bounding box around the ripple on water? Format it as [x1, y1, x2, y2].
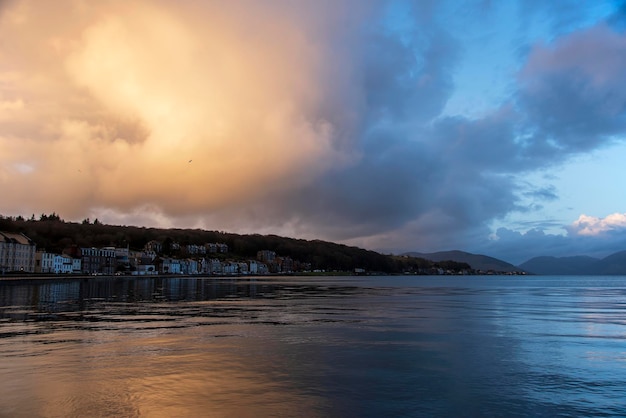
[1, 276, 626, 417]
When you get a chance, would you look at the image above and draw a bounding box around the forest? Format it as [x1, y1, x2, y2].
[0, 213, 472, 274]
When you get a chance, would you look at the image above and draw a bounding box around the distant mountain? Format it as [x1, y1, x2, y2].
[518, 256, 599, 275]
[591, 250, 626, 275]
[404, 250, 524, 273]
[519, 250, 626, 275]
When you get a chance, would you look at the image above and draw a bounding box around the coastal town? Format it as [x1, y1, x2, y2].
[0, 230, 308, 276]
[0, 215, 530, 276]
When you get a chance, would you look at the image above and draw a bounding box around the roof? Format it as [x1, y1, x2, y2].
[0, 231, 35, 246]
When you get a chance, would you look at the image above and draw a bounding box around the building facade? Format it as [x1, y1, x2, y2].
[53, 254, 73, 274]
[78, 247, 116, 275]
[0, 231, 36, 273]
[35, 251, 55, 273]
[257, 250, 276, 263]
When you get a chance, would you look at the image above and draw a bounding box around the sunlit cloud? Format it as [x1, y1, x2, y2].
[570, 213, 626, 236]
[0, 0, 366, 218]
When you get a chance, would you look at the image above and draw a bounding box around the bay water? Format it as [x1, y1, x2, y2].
[1, 275, 625, 417]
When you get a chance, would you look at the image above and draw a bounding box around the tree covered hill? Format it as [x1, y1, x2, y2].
[0, 214, 478, 274]
[405, 250, 525, 273]
[0, 214, 389, 272]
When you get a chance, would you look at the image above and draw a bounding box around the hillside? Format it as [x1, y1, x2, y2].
[0, 215, 397, 273]
[404, 250, 525, 273]
[519, 251, 626, 275]
[0, 214, 475, 274]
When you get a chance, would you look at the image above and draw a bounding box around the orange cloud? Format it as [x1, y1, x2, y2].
[0, 0, 366, 221]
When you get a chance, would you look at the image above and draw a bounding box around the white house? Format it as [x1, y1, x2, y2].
[208, 258, 222, 274]
[53, 254, 73, 274]
[180, 259, 199, 274]
[161, 258, 181, 274]
[222, 262, 238, 275]
[35, 251, 55, 273]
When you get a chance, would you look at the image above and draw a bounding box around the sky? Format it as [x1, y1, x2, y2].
[1, 0, 626, 265]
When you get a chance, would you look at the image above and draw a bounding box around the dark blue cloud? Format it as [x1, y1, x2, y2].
[201, 2, 626, 261]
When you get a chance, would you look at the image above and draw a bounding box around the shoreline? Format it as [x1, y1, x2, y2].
[0, 271, 360, 283]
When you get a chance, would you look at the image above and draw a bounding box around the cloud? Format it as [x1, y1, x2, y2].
[477, 218, 626, 266]
[569, 213, 626, 236]
[329, 21, 626, 254]
[518, 23, 626, 152]
[0, 0, 374, 217]
[2, 1, 626, 263]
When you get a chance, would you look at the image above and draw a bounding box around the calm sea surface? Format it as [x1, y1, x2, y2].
[1, 275, 626, 417]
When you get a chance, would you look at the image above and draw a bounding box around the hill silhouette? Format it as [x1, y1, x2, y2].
[0, 214, 488, 274]
[404, 250, 525, 273]
[519, 251, 626, 275]
[0, 215, 398, 273]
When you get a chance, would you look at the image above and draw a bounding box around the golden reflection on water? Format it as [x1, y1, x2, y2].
[1, 327, 326, 418]
[4, 276, 626, 417]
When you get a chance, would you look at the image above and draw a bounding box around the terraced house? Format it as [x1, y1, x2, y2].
[0, 231, 36, 273]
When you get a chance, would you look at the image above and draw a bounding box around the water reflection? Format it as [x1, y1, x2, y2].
[1, 276, 626, 416]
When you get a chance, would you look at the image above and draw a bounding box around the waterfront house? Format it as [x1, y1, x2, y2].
[208, 258, 223, 274]
[64, 246, 116, 275]
[0, 231, 36, 273]
[157, 257, 181, 274]
[53, 254, 73, 274]
[71, 257, 82, 274]
[35, 251, 55, 273]
[180, 258, 199, 275]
